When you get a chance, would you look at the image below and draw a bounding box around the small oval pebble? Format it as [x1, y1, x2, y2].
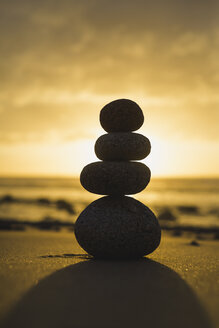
[100, 99, 144, 132]
[95, 133, 151, 161]
[80, 161, 150, 195]
[75, 196, 161, 259]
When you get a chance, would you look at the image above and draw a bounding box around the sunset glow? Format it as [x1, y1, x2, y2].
[0, 0, 218, 177]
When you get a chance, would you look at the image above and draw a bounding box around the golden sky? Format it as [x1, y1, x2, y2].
[0, 0, 218, 177]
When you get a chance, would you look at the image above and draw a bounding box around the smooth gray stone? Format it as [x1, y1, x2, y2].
[75, 196, 161, 259]
[80, 161, 150, 195]
[100, 99, 144, 132]
[95, 133, 151, 161]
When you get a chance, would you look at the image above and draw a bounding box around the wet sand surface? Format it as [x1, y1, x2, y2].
[0, 231, 218, 328]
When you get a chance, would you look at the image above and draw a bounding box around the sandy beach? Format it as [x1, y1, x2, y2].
[0, 230, 218, 328]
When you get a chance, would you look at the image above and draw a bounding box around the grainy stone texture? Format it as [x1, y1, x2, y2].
[95, 132, 151, 161]
[75, 196, 161, 259]
[100, 99, 144, 132]
[80, 161, 150, 195]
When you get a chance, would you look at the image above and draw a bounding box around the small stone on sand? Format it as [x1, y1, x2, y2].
[190, 240, 200, 246]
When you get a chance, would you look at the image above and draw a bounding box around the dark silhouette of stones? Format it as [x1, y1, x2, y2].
[80, 161, 150, 195]
[37, 198, 51, 205]
[75, 196, 161, 259]
[100, 99, 144, 132]
[0, 195, 15, 203]
[158, 209, 177, 221]
[177, 206, 199, 215]
[55, 199, 75, 214]
[95, 132, 151, 161]
[75, 98, 161, 259]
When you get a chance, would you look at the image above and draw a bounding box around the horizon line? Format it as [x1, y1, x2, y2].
[0, 174, 218, 180]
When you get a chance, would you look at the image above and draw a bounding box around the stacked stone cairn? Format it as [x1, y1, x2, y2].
[75, 99, 161, 259]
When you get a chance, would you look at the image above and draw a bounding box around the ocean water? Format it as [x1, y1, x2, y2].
[0, 177, 218, 228]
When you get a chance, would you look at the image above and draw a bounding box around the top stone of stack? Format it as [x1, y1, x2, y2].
[100, 99, 144, 132]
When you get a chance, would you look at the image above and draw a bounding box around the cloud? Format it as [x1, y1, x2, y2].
[0, 0, 218, 146]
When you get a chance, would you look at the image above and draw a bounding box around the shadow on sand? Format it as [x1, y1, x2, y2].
[2, 258, 212, 328]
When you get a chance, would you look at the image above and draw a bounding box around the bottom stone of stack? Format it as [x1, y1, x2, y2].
[75, 196, 161, 259]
